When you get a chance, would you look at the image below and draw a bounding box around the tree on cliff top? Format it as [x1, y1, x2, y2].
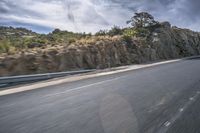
[127, 12, 158, 28]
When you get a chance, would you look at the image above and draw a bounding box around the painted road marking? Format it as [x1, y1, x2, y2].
[164, 121, 171, 127]
[179, 108, 184, 112]
[157, 91, 200, 133]
[44, 76, 126, 97]
[189, 97, 194, 101]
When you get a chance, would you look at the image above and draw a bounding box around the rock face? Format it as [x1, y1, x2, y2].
[0, 25, 200, 76]
[151, 26, 200, 59]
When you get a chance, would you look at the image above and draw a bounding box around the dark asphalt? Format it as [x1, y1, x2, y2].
[0, 58, 200, 133]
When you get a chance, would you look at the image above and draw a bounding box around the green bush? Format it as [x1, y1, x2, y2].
[122, 28, 137, 43]
[135, 28, 150, 37]
[0, 40, 12, 53]
[123, 28, 137, 37]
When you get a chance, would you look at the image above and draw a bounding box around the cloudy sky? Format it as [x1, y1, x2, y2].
[0, 0, 199, 33]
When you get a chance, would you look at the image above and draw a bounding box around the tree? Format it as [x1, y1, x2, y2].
[52, 28, 61, 34]
[95, 30, 107, 36]
[127, 12, 158, 28]
[108, 26, 122, 36]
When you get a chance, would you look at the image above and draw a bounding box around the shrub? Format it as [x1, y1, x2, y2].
[122, 29, 134, 43]
[123, 28, 137, 37]
[0, 39, 11, 53]
[68, 38, 76, 44]
[135, 28, 150, 37]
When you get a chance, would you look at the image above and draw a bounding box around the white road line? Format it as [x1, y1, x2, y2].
[164, 121, 171, 127]
[189, 97, 194, 101]
[44, 76, 126, 97]
[157, 91, 200, 133]
[179, 108, 184, 112]
[0, 76, 127, 109]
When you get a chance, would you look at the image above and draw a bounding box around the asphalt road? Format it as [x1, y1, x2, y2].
[0, 58, 200, 133]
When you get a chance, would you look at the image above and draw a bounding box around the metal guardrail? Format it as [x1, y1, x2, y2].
[0, 69, 96, 85]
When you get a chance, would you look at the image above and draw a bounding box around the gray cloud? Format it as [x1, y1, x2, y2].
[0, 0, 200, 33]
[0, 0, 43, 18]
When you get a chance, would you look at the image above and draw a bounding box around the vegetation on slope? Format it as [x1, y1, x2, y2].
[0, 12, 161, 55]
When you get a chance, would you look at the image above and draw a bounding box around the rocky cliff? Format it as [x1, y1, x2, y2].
[0, 23, 200, 76]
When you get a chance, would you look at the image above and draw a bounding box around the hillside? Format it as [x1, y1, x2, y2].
[0, 21, 200, 76]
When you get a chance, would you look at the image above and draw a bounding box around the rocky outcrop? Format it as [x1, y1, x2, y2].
[0, 24, 200, 76]
[150, 26, 200, 59]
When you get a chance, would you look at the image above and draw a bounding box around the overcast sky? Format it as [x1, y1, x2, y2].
[0, 0, 199, 33]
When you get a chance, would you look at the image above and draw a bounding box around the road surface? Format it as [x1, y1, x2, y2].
[0, 58, 200, 133]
